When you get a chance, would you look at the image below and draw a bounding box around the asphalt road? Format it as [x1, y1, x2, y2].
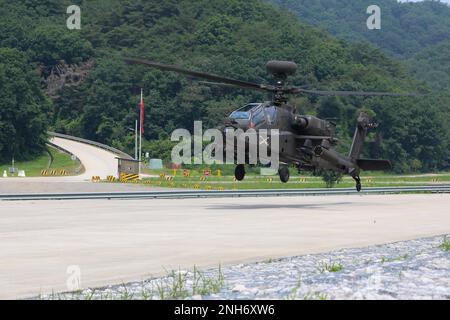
[0, 137, 162, 194]
[50, 137, 118, 180]
[1, 193, 449, 299]
[0, 180, 167, 195]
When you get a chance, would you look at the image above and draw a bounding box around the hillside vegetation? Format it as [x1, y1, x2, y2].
[268, 0, 450, 90]
[0, 0, 448, 172]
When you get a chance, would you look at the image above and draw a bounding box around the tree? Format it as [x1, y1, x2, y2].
[0, 48, 51, 162]
[0, 0, 448, 172]
[318, 170, 343, 188]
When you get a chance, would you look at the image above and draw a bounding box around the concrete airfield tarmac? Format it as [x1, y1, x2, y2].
[0, 193, 449, 299]
[0, 136, 449, 299]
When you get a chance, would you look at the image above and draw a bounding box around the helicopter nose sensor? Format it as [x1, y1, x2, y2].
[266, 61, 298, 78]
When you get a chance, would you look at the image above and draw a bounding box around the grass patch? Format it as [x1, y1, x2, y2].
[131, 170, 450, 190]
[302, 292, 329, 300]
[155, 269, 190, 300]
[316, 261, 344, 273]
[154, 265, 225, 300]
[0, 146, 82, 177]
[380, 254, 409, 263]
[438, 237, 450, 251]
[286, 279, 302, 300]
[42, 265, 225, 300]
[286, 279, 329, 300]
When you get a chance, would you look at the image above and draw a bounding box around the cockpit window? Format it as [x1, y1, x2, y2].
[230, 111, 250, 120]
[251, 107, 265, 126]
[241, 103, 261, 111]
[229, 103, 261, 121]
[265, 106, 277, 123]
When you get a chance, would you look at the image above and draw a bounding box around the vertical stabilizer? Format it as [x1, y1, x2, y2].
[349, 112, 371, 161]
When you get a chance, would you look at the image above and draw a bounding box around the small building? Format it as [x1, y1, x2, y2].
[148, 158, 163, 170]
[116, 157, 141, 177]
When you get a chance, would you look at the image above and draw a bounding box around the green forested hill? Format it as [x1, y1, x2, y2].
[406, 41, 450, 91]
[0, 48, 51, 162]
[0, 0, 449, 172]
[268, 0, 450, 90]
[268, 0, 450, 58]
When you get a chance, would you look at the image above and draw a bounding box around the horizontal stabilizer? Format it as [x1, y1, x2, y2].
[357, 159, 392, 171]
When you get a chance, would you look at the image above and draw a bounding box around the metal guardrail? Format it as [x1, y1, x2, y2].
[1, 186, 449, 201]
[48, 132, 133, 160]
[46, 141, 77, 159]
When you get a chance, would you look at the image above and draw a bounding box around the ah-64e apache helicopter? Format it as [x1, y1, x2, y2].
[125, 58, 417, 191]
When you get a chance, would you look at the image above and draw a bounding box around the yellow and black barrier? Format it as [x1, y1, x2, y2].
[120, 173, 139, 183]
[106, 175, 116, 182]
[91, 176, 101, 182]
[41, 169, 68, 176]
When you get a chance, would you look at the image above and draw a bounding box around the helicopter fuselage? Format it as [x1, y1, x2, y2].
[123, 57, 397, 190]
[225, 102, 340, 171]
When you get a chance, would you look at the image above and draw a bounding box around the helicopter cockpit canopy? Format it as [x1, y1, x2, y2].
[229, 103, 261, 120]
[228, 103, 277, 128]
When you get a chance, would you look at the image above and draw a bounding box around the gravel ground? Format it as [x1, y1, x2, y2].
[40, 235, 450, 300]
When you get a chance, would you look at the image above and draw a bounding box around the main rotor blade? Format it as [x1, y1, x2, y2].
[198, 81, 274, 92]
[124, 57, 271, 92]
[291, 88, 420, 97]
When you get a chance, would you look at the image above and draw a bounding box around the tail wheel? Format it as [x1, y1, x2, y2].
[234, 164, 245, 181]
[278, 166, 290, 183]
[353, 175, 362, 192]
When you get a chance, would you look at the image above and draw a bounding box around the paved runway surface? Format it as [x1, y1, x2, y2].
[0, 180, 166, 194]
[1, 193, 449, 299]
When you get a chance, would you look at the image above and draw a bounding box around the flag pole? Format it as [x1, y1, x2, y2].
[135, 119, 138, 160]
[139, 88, 143, 174]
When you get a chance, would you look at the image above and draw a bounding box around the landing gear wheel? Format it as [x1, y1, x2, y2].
[234, 164, 245, 181]
[278, 166, 290, 183]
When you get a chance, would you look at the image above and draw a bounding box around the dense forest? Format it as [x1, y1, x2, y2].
[0, 0, 449, 172]
[268, 0, 450, 90]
